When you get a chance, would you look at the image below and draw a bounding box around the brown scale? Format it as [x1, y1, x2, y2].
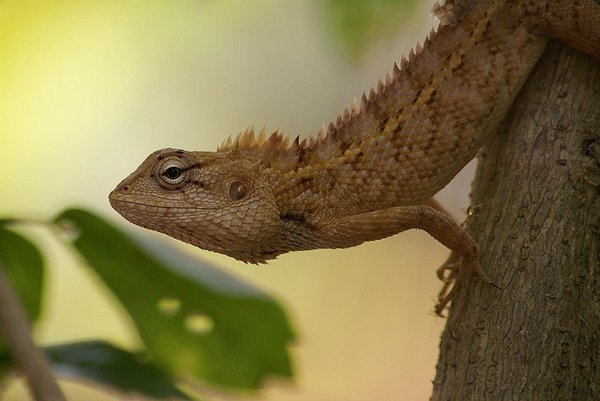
[110, 0, 600, 318]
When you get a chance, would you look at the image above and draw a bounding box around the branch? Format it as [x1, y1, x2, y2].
[432, 41, 600, 399]
[0, 260, 67, 401]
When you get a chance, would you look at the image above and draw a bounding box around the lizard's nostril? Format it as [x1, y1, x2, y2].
[121, 184, 131, 192]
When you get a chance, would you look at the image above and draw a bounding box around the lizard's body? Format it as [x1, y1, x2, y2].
[109, 0, 600, 314]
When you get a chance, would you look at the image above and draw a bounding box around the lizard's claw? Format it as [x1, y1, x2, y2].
[434, 250, 461, 316]
[435, 268, 458, 317]
[435, 255, 496, 320]
[436, 251, 460, 283]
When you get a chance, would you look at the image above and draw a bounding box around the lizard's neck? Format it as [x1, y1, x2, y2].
[224, 0, 549, 222]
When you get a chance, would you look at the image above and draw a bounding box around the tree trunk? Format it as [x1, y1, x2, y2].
[431, 41, 600, 400]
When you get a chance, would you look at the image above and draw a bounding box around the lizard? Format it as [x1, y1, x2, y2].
[109, 0, 600, 318]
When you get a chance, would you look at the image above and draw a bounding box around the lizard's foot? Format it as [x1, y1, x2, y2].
[436, 251, 460, 283]
[435, 269, 462, 318]
[435, 256, 480, 339]
[435, 253, 494, 319]
[434, 251, 460, 316]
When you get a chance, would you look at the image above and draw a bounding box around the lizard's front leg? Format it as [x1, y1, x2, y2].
[425, 198, 463, 287]
[317, 204, 490, 318]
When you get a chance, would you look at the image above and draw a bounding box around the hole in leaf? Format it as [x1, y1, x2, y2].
[157, 297, 181, 316]
[185, 312, 214, 335]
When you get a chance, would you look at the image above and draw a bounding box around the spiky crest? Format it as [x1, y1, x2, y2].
[217, 22, 443, 169]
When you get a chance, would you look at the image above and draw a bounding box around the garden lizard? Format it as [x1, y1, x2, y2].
[109, 0, 600, 316]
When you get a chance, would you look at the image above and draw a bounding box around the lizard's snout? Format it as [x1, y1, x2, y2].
[108, 182, 131, 212]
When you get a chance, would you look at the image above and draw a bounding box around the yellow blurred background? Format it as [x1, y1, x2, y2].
[0, 1, 476, 400]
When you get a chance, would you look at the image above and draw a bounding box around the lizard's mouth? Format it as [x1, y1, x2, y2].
[107, 193, 150, 230]
[108, 193, 179, 235]
[108, 189, 130, 211]
[108, 191, 163, 223]
[109, 192, 164, 215]
[108, 190, 122, 211]
[108, 191, 199, 221]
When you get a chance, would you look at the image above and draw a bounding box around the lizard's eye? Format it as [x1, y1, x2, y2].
[160, 165, 185, 185]
[229, 181, 247, 201]
[165, 166, 182, 180]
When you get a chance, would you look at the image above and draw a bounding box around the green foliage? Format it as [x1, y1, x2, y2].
[0, 340, 193, 400]
[0, 2, 420, 398]
[0, 208, 295, 399]
[319, 0, 416, 59]
[55, 208, 294, 389]
[0, 227, 44, 333]
[45, 341, 193, 400]
[0, 226, 45, 382]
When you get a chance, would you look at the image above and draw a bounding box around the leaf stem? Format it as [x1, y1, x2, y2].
[0, 259, 67, 401]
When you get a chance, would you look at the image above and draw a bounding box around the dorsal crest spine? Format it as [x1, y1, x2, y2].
[217, 23, 441, 158]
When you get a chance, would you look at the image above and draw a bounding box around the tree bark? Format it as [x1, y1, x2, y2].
[431, 41, 600, 400]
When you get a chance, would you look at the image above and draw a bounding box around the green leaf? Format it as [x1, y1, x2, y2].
[0, 226, 45, 336]
[319, 0, 416, 59]
[0, 226, 45, 383]
[54, 208, 294, 389]
[46, 341, 193, 400]
[0, 341, 193, 400]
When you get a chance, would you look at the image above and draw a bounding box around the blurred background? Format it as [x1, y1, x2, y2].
[0, 0, 476, 400]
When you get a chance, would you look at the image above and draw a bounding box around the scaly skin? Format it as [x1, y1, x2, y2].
[109, 0, 600, 315]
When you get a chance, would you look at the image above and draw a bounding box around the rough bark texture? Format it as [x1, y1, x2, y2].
[432, 41, 600, 400]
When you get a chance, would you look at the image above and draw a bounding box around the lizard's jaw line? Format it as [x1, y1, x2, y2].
[109, 192, 171, 215]
[109, 191, 158, 213]
[109, 192, 204, 223]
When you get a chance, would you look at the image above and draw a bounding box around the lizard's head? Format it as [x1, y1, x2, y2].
[109, 148, 282, 263]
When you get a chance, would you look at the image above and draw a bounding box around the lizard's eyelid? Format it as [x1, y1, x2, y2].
[158, 162, 187, 186]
